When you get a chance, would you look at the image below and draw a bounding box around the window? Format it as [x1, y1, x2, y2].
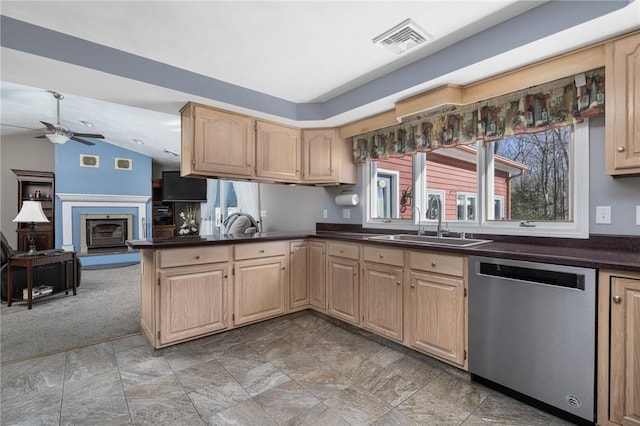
[369, 159, 413, 220]
[456, 193, 477, 221]
[426, 190, 445, 221]
[374, 168, 399, 219]
[365, 120, 589, 237]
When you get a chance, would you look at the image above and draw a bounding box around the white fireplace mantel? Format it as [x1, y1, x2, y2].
[57, 193, 151, 252]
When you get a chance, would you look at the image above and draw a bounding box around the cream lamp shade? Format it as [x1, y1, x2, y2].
[13, 201, 50, 224]
[13, 201, 50, 254]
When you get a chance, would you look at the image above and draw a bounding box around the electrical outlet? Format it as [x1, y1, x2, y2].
[342, 209, 350, 219]
[260, 210, 267, 218]
[636, 205, 640, 226]
[323, 209, 328, 219]
[595, 206, 611, 224]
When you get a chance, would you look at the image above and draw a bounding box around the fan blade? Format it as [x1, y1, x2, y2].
[1, 123, 40, 131]
[40, 121, 57, 131]
[71, 132, 105, 139]
[70, 136, 96, 146]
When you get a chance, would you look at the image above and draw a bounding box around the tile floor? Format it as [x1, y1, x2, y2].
[1, 312, 576, 425]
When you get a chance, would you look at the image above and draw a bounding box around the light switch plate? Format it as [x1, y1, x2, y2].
[595, 206, 611, 224]
[342, 209, 350, 219]
[260, 210, 267, 218]
[323, 209, 328, 219]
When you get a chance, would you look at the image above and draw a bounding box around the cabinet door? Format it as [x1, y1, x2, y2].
[256, 121, 301, 182]
[409, 271, 465, 366]
[309, 241, 327, 311]
[302, 129, 337, 183]
[159, 263, 228, 345]
[328, 257, 359, 326]
[191, 105, 254, 177]
[234, 256, 286, 325]
[289, 241, 309, 310]
[362, 263, 403, 342]
[610, 277, 640, 425]
[606, 33, 640, 176]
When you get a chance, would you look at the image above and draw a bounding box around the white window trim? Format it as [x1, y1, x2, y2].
[363, 119, 589, 238]
[493, 195, 505, 221]
[374, 167, 400, 219]
[425, 189, 446, 222]
[456, 192, 477, 222]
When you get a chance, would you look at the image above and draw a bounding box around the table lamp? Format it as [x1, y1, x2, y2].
[12, 201, 50, 254]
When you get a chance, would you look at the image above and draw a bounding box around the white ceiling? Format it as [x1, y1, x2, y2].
[1, 1, 639, 166]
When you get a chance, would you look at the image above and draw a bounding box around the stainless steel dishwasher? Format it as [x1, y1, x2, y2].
[468, 256, 596, 423]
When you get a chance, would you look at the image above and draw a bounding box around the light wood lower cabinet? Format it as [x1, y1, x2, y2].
[327, 242, 360, 326]
[289, 241, 310, 310]
[362, 245, 404, 343]
[140, 245, 231, 348]
[408, 251, 467, 368]
[598, 270, 640, 426]
[309, 241, 327, 311]
[233, 241, 287, 326]
[158, 263, 228, 346]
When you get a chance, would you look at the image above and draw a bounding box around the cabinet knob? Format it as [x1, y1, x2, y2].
[617, 146, 625, 153]
[613, 295, 622, 304]
[431, 261, 436, 267]
[195, 255, 200, 260]
[379, 253, 384, 258]
[397, 281, 401, 285]
[259, 250, 265, 253]
[340, 249, 344, 253]
[410, 282, 415, 288]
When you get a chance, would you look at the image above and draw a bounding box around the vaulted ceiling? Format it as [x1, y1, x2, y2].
[1, 1, 638, 166]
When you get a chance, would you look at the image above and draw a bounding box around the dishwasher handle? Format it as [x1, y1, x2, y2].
[478, 262, 585, 290]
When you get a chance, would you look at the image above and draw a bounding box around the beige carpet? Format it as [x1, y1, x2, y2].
[0, 264, 140, 363]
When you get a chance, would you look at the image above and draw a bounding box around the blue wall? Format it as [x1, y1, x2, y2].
[55, 140, 152, 267]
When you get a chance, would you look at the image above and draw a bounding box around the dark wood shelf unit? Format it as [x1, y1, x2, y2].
[13, 169, 55, 251]
[152, 178, 175, 237]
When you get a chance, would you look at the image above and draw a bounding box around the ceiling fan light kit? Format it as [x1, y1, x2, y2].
[36, 91, 105, 146]
[45, 133, 69, 144]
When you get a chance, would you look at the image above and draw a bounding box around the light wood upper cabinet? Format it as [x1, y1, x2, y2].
[181, 103, 254, 178]
[606, 32, 640, 176]
[599, 270, 640, 426]
[362, 245, 404, 342]
[159, 263, 228, 346]
[309, 240, 327, 312]
[256, 121, 301, 182]
[233, 242, 287, 326]
[302, 129, 356, 185]
[289, 241, 310, 310]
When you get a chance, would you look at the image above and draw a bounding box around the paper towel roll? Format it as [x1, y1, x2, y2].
[335, 193, 360, 206]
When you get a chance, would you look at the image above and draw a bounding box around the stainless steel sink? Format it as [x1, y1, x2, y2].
[367, 234, 491, 247]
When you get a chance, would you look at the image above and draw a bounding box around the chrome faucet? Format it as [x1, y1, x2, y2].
[430, 196, 449, 238]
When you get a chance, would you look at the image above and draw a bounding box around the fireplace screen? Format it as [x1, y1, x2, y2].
[80, 213, 134, 254]
[87, 219, 127, 249]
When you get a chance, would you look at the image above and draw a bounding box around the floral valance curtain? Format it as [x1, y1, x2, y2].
[353, 67, 605, 162]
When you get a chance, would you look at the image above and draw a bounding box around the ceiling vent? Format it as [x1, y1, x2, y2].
[373, 18, 432, 55]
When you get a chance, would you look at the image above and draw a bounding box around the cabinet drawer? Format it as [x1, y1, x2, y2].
[363, 245, 404, 267]
[409, 251, 464, 277]
[327, 242, 360, 259]
[234, 241, 287, 260]
[158, 246, 230, 268]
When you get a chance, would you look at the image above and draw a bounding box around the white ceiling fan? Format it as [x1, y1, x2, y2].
[35, 91, 105, 146]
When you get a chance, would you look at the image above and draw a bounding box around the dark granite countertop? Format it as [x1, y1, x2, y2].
[127, 227, 640, 273]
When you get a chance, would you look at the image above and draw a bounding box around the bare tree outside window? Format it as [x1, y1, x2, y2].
[494, 126, 571, 222]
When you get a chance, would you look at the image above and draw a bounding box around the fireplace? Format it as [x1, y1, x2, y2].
[80, 214, 133, 254]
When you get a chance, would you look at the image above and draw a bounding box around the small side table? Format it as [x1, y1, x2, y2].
[6, 251, 78, 309]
